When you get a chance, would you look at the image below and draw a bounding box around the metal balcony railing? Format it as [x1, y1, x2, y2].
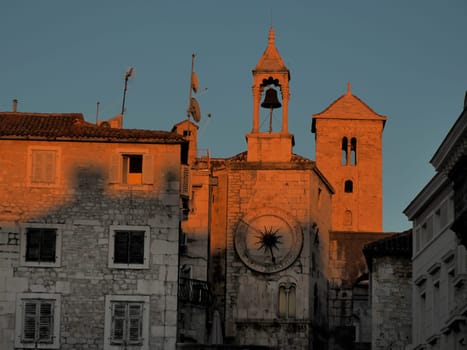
[179, 277, 210, 306]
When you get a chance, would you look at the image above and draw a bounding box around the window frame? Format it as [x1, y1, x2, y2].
[108, 225, 150, 269]
[15, 293, 61, 349]
[27, 146, 61, 187]
[278, 283, 296, 319]
[104, 295, 150, 350]
[20, 224, 63, 268]
[109, 149, 153, 186]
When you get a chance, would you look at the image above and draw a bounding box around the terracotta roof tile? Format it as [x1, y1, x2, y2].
[0, 112, 185, 144]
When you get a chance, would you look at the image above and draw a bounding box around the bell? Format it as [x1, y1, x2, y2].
[261, 88, 282, 109]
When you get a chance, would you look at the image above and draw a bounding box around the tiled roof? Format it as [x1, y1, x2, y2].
[0, 112, 185, 143]
[312, 84, 387, 132]
[218, 151, 315, 164]
[363, 229, 412, 261]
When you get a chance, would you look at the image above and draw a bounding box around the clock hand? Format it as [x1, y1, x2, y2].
[269, 246, 276, 264]
[239, 218, 263, 235]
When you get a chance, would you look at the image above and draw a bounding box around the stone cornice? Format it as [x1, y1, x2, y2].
[431, 108, 467, 172]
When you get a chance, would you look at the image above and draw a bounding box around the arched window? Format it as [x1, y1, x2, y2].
[341, 137, 348, 165]
[344, 210, 352, 226]
[278, 284, 296, 319]
[344, 180, 353, 193]
[350, 138, 357, 165]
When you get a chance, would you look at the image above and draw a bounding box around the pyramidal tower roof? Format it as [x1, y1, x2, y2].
[312, 83, 387, 132]
[253, 27, 289, 74]
[313, 83, 387, 122]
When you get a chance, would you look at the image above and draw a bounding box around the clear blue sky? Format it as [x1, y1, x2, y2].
[1, 1, 466, 232]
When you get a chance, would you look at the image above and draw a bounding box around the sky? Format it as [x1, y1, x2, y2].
[1, 1, 466, 232]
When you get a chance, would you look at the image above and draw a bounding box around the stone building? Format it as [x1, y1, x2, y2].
[404, 93, 467, 349]
[0, 28, 399, 350]
[0, 112, 187, 349]
[312, 79, 392, 350]
[178, 28, 392, 350]
[363, 230, 412, 350]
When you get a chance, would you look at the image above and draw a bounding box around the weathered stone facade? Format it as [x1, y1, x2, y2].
[364, 231, 412, 350]
[177, 28, 391, 350]
[405, 95, 467, 350]
[0, 113, 185, 349]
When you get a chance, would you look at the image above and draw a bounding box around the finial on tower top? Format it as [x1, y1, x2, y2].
[268, 27, 275, 45]
[346, 82, 352, 95]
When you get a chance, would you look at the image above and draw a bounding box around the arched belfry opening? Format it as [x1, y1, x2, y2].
[260, 77, 282, 133]
[251, 28, 290, 135]
[247, 28, 293, 162]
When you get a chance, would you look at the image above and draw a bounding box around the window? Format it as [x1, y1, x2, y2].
[15, 293, 61, 349]
[104, 295, 149, 350]
[344, 210, 353, 226]
[350, 137, 357, 165]
[317, 188, 322, 209]
[419, 292, 426, 342]
[341, 137, 348, 165]
[344, 180, 353, 193]
[109, 226, 150, 269]
[26, 228, 56, 263]
[20, 225, 62, 267]
[28, 147, 60, 186]
[278, 284, 296, 319]
[109, 152, 153, 185]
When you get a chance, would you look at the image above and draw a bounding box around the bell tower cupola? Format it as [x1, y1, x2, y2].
[247, 28, 293, 162]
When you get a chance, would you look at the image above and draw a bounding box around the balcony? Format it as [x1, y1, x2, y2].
[179, 277, 210, 306]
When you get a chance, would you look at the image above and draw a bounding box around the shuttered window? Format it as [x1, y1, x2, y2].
[110, 302, 143, 345]
[110, 153, 153, 185]
[114, 231, 145, 265]
[109, 226, 149, 269]
[25, 228, 56, 263]
[22, 300, 54, 344]
[31, 150, 56, 184]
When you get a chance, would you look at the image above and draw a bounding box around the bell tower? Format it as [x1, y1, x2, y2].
[312, 84, 387, 232]
[246, 28, 293, 162]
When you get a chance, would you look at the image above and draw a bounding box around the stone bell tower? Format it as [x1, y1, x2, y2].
[246, 27, 293, 162]
[312, 84, 387, 232]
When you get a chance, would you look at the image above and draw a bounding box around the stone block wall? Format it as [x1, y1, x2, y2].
[213, 162, 332, 349]
[0, 139, 182, 349]
[370, 255, 412, 350]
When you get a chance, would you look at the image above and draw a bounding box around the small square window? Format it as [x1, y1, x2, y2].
[109, 152, 153, 186]
[15, 293, 61, 349]
[109, 226, 150, 269]
[104, 295, 149, 350]
[114, 231, 145, 264]
[20, 224, 62, 268]
[123, 154, 143, 184]
[25, 228, 56, 263]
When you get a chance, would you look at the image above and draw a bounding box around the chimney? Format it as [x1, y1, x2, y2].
[13, 99, 18, 112]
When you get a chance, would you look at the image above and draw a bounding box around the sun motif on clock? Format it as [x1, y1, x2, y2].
[255, 226, 283, 264]
[234, 207, 303, 273]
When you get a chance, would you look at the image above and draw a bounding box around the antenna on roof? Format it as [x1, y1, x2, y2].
[121, 67, 135, 116]
[95, 101, 100, 124]
[187, 54, 202, 123]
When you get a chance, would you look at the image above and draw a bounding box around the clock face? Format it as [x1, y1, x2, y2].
[234, 207, 303, 273]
